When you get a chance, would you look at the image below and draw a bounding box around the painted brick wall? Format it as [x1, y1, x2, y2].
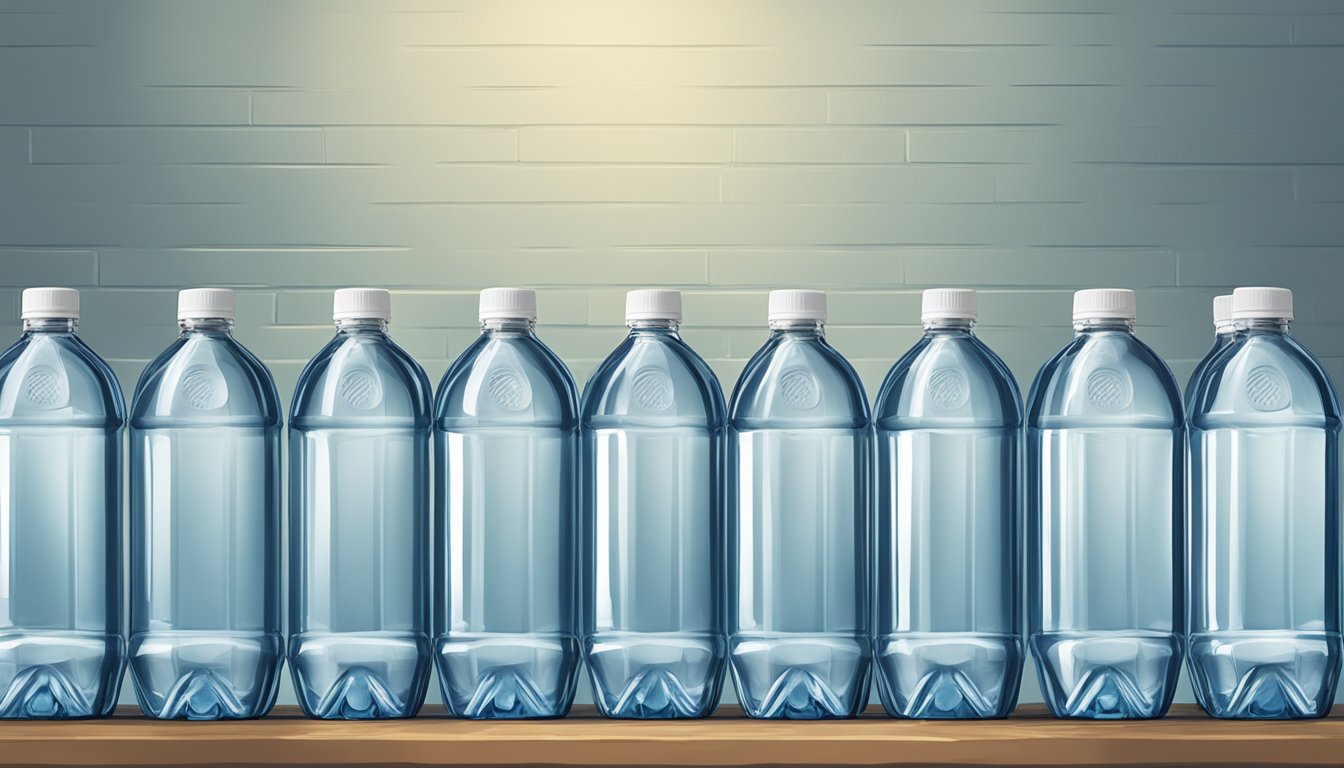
[2, 0, 1343, 708]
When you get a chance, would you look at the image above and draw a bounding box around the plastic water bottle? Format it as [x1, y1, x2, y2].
[0, 288, 125, 719]
[873, 289, 1023, 719]
[1027, 289, 1184, 719]
[129, 289, 283, 720]
[433, 288, 580, 719]
[1188, 287, 1341, 718]
[1185, 294, 1235, 405]
[728, 289, 871, 719]
[581, 290, 727, 719]
[288, 289, 432, 719]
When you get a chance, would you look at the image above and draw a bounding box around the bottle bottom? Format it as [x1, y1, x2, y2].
[288, 632, 430, 720]
[129, 631, 283, 720]
[0, 631, 124, 719]
[728, 632, 870, 719]
[434, 632, 580, 719]
[584, 631, 726, 719]
[1030, 631, 1182, 719]
[874, 632, 1023, 719]
[1188, 631, 1342, 719]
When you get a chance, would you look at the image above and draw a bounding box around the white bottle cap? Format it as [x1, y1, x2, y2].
[21, 287, 80, 320]
[1073, 288, 1136, 322]
[1212, 294, 1234, 333]
[921, 288, 977, 323]
[479, 287, 537, 322]
[768, 289, 827, 322]
[1232, 286, 1293, 321]
[625, 289, 682, 324]
[333, 287, 391, 322]
[177, 288, 236, 321]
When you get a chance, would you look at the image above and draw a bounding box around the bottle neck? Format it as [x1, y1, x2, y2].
[1238, 318, 1291, 333]
[1074, 317, 1135, 334]
[179, 317, 235, 335]
[23, 317, 78, 334]
[336, 317, 389, 335]
[481, 317, 536, 334]
[628, 318, 680, 335]
[768, 319, 825, 337]
[923, 318, 975, 334]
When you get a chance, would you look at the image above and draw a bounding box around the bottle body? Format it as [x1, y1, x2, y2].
[288, 324, 432, 719]
[728, 325, 871, 719]
[1027, 325, 1185, 719]
[873, 327, 1023, 719]
[129, 324, 283, 719]
[433, 323, 580, 718]
[0, 324, 125, 719]
[1187, 326, 1341, 718]
[581, 325, 727, 719]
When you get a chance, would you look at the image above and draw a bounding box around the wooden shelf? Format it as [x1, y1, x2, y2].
[2, 704, 1341, 767]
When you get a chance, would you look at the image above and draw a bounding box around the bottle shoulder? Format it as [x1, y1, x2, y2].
[581, 333, 725, 429]
[1191, 332, 1340, 428]
[1183, 337, 1233, 410]
[729, 333, 869, 429]
[434, 331, 578, 429]
[131, 332, 281, 428]
[1027, 330, 1183, 429]
[0, 333, 126, 427]
[874, 333, 1022, 430]
[291, 332, 432, 429]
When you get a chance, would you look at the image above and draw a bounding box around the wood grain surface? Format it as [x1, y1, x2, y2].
[0, 704, 1339, 767]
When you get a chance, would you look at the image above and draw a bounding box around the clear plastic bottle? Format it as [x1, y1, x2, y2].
[0, 288, 125, 719]
[873, 289, 1023, 719]
[433, 288, 580, 719]
[1185, 294, 1235, 406]
[1027, 289, 1184, 719]
[727, 289, 871, 719]
[129, 288, 283, 720]
[288, 288, 432, 719]
[581, 290, 727, 719]
[1187, 287, 1341, 718]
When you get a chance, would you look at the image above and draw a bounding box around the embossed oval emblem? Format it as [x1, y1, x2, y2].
[779, 367, 820, 410]
[632, 368, 674, 411]
[928, 368, 970, 410]
[488, 368, 530, 411]
[338, 367, 382, 410]
[1086, 368, 1132, 411]
[181, 365, 227, 410]
[1246, 365, 1290, 411]
[25, 365, 66, 408]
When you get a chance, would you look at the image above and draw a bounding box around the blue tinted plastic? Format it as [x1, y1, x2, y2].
[727, 319, 871, 719]
[0, 318, 126, 719]
[288, 318, 432, 719]
[433, 317, 580, 719]
[1187, 319, 1341, 718]
[580, 320, 727, 719]
[1027, 318, 1185, 719]
[873, 319, 1023, 719]
[129, 317, 283, 720]
[1185, 331, 1236, 408]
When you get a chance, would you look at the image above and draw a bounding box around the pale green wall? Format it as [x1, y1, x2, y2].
[2, 0, 1343, 709]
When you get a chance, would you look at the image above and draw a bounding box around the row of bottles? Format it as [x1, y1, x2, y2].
[0, 284, 1335, 722]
